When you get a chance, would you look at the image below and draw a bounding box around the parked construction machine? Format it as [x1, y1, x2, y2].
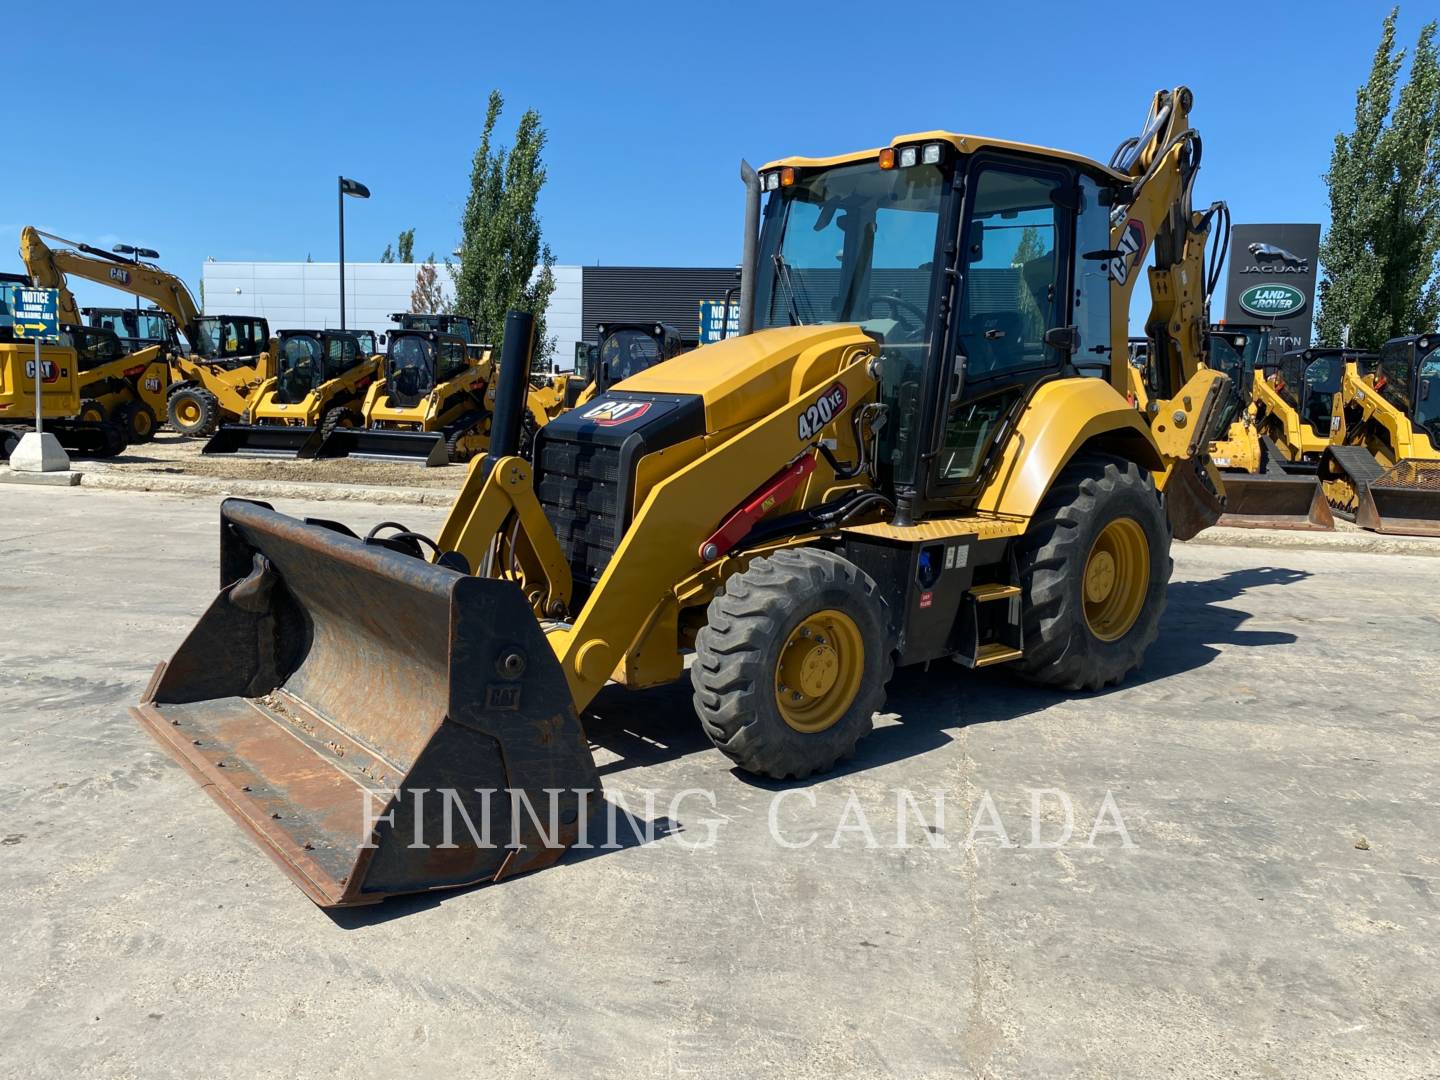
[569, 321, 685, 407]
[19, 227, 274, 437]
[134, 87, 1235, 907]
[1206, 329, 1338, 530]
[201, 329, 380, 457]
[1319, 333, 1440, 534]
[83, 306, 181, 354]
[309, 329, 491, 466]
[60, 322, 170, 443]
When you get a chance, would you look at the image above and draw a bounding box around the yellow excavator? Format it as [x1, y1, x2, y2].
[201, 329, 382, 457]
[19, 227, 275, 437]
[1319, 333, 1440, 534]
[134, 87, 1233, 907]
[1205, 328, 1339, 530]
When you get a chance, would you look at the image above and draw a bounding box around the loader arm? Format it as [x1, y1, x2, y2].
[20, 226, 201, 329]
[1099, 89, 1231, 525]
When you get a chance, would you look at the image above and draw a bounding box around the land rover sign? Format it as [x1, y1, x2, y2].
[1222, 223, 1320, 353]
[1238, 283, 1306, 319]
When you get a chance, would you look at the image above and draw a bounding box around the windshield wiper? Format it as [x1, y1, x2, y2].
[772, 253, 805, 326]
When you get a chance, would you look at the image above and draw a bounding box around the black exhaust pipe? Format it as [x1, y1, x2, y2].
[739, 159, 760, 337]
[482, 309, 536, 477]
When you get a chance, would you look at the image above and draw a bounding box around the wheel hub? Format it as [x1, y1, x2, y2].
[775, 612, 864, 734]
[1082, 517, 1149, 642]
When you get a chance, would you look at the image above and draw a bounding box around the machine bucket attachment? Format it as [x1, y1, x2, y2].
[313, 427, 449, 467]
[1355, 460, 1440, 536]
[202, 424, 318, 459]
[131, 499, 599, 907]
[1217, 473, 1335, 531]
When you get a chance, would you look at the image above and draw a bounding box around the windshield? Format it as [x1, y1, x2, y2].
[600, 328, 663, 384]
[275, 334, 324, 402]
[387, 335, 436, 400]
[1302, 354, 1342, 434]
[191, 316, 266, 360]
[354, 330, 377, 354]
[1418, 346, 1440, 448]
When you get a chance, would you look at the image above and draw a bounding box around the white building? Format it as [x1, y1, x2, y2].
[201, 261, 584, 368]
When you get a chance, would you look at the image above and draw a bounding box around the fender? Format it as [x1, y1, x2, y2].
[977, 377, 1163, 519]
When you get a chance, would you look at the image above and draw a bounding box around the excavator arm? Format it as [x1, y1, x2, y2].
[20, 226, 201, 330]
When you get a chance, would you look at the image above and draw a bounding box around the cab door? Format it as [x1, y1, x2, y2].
[928, 158, 1075, 495]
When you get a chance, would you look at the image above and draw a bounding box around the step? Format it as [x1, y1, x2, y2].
[967, 583, 1021, 602]
[974, 643, 1023, 667]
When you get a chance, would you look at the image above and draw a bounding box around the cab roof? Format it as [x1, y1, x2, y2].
[761, 130, 1125, 182]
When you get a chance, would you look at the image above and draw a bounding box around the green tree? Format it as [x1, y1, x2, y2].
[380, 243, 394, 263]
[453, 90, 556, 360]
[1318, 8, 1440, 347]
[396, 228, 416, 263]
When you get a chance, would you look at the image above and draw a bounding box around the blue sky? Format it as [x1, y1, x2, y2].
[8, 0, 1431, 314]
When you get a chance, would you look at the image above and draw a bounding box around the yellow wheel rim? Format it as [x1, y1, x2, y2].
[1082, 517, 1149, 642]
[775, 609, 864, 734]
[134, 410, 153, 437]
[177, 399, 200, 425]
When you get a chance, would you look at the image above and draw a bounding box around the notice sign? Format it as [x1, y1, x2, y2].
[699, 300, 740, 345]
[10, 286, 60, 342]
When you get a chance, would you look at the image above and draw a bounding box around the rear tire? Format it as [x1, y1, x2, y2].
[78, 398, 107, 424]
[1, 427, 21, 459]
[90, 420, 130, 459]
[168, 386, 219, 437]
[1014, 452, 1170, 691]
[691, 548, 891, 779]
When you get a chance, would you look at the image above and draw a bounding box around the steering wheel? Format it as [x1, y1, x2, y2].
[876, 292, 928, 341]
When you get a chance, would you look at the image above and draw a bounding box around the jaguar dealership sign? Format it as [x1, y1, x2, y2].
[1222, 223, 1320, 352]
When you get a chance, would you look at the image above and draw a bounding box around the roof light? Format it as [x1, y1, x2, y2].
[779, 167, 796, 187]
[922, 142, 943, 165]
[898, 146, 918, 169]
[878, 148, 896, 170]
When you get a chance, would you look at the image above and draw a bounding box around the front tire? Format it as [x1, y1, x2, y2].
[122, 401, 158, 443]
[1014, 452, 1170, 691]
[691, 548, 892, 779]
[167, 386, 220, 437]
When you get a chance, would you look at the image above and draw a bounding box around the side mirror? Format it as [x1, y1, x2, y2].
[1044, 325, 1080, 354]
[377, 333, 386, 348]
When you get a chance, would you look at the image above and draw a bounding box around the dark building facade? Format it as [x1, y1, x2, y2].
[581, 266, 740, 347]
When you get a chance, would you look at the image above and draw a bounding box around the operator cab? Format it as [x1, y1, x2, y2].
[1376, 334, 1440, 450]
[272, 329, 366, 404]
[391, 313, 487, 360]
[188, 315, 271, 364]
[593, 321, 683, 394]
[83, 307, 178, 354]
[1275, 347, 1373, 438]
[352, 329, 379, 356]
[58, 324, 128, 372]
[384, 330, 470, 407]
[751, 134, 1121, 518]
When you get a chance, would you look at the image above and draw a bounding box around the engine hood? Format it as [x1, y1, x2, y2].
[612, 323, 876, 435]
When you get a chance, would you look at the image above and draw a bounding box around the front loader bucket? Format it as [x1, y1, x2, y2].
[314, 427, 449, 467]
[1355, 460, 1440, 536]
[202, 424, 318, 459]
[131, 499, 598, 907]
[1217, 473, 1335, 531]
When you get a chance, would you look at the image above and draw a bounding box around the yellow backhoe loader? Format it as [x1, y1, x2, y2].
[19, 227, 275, 436]
[1206, 328, 1338, 530]
[1319, 333, 1440, 534]
[201, 329, 381, 457]
[134, 87, 1233, 907]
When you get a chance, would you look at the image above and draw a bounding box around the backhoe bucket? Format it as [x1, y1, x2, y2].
[313, 427, 449, 467]
[202, 424, 318, 459]
[1355, 460, 1440, 536]
[131, 499, 598, 907]
[1217, 473, 1335, 531]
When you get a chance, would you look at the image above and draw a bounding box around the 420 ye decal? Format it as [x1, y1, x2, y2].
[798, 383, 847, 440]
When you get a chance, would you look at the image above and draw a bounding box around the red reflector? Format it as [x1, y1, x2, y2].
[699, 454, 817, 561]
[123, 364, 147, 378]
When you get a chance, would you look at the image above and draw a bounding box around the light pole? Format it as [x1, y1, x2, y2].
[113, 243, 159, 339]
[338, 176, 370, 330]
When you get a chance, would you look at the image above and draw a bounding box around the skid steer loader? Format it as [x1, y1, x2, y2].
[310, 329, 491, 465]
[201, 329, 380, 457]
[1319, 334, 1440, 534]
[1208, 330, 1339, 530]
[134, 87, 1234, 907]
[61, 323, 170, 444]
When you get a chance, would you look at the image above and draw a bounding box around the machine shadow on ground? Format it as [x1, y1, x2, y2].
[327, 563, 1309, 927]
